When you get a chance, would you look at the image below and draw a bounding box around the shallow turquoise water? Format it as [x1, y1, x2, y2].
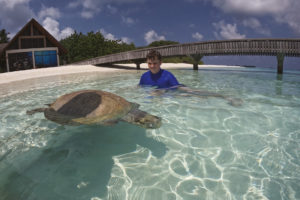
[0, 68, 300, 200]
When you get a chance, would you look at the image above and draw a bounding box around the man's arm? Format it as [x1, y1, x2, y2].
[139, 73, 146, 85]
[167, 72, 181, 88]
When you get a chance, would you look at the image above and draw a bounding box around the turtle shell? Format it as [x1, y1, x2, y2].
[47, 90, 133, 125]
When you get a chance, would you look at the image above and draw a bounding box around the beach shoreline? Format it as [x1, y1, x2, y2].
[0, 63, 245, 85]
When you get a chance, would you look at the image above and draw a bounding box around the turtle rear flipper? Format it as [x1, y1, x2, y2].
[44, 108, 80, 126]
[102, 120, 118, 126]
[26, 108, 47, 115]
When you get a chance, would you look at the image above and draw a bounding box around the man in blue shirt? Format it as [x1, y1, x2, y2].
[139, 50, 242, 106]
[139, 50, 181, 89]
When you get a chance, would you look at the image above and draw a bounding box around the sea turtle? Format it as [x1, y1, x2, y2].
[27, 90, 162, 129]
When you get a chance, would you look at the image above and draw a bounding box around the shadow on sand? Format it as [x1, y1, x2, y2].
[97, 63, 148, 71]
[0, 122, 167, 200]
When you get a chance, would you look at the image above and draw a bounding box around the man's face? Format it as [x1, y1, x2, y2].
[147, 58, 161, 74]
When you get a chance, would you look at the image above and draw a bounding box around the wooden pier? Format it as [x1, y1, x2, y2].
[75, 38, 300, 74]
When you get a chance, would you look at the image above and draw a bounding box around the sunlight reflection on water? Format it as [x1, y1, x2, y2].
[0, 68, 300, 200]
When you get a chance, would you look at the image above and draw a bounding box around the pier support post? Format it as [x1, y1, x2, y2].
[189, 54, 203, 70]
[136, 63, 141, 70]
[134, 59, 144, 70]
[276, 74, 283, 95]
[276, 53, 285, 74]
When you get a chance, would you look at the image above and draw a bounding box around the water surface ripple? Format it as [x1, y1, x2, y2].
[0, 68, 299, 200]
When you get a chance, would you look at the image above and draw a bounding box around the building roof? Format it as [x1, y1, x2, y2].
[0, 18, 67, 56]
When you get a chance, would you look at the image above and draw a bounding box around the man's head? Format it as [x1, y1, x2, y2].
[146, 50, 162, 74]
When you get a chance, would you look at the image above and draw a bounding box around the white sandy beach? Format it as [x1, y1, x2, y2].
[0, 63, 244, 85]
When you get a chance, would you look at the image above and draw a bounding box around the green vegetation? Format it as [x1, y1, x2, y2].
[0, 29, 10, 43]
[0, 29, 9, 72]
[148, 40, 179, 47]
[147, 40, 203, 64]
[60, 31, 135, 63]
[162, 56, 203, 64]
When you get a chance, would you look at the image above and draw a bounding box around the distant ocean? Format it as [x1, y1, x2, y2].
[203, 55, 300, 72]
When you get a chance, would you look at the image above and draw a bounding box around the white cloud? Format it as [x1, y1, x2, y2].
[190, 0, 300, 35]
[121, 37, 132, 44]
[122, 16, 136, 26]
[60, 27, 75, 40]
[189, 24, 195, 28]
[211, 0, 290, 15]
[37, 6, 74, 40]
[213, 20, 246, 39]
[242, 18, 261, 29]
[68, 0, 101, 19]
[100, 28, 117, 40]
[43, 17, 60, 37]
[107, 5, 118, 14]
[67, 1, 80, 9]
[68, 0, 145, 19]
[100, 28, 132, 44]
[0, 0, 74, 40]
[81, 11, 95, 19]
[274, 1, 300, 34]
[38, 6, 61, 20]
[42, 17, 74, 40]
[0, 0, 31, 9]
[242, 18, 270, 36]
[0, 0, 34, 33]
[144, 30, 166, 44]
[192, 32, 204, 41]
[105, 33, 117, 40]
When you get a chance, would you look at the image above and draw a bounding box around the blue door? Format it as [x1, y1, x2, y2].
[34, 50, 58, 68]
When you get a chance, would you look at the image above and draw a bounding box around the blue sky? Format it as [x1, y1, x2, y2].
[0, 0, 299, 69]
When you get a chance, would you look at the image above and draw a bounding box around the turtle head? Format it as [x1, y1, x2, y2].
[137, 113, 162, 129]
[122, 109, 162, 129]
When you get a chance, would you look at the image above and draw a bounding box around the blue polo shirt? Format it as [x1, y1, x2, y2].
[139, 69, 180, 89]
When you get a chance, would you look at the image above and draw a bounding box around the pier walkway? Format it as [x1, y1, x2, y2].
[75, 38, 300, 74]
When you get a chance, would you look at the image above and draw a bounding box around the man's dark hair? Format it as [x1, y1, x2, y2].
[146, 50, 162, 61]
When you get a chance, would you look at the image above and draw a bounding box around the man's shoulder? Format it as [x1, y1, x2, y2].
[140, 71, 151, 81]
[161, 69, 175, 76]
[141, 70, 151, 77]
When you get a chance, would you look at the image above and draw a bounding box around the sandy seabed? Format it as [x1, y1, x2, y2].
[0, 63, 243, 85]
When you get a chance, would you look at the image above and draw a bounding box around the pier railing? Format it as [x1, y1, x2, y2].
[75, 38, 300, 73]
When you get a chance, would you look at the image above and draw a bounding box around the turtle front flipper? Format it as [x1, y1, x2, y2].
[26, 108, 47, 115]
